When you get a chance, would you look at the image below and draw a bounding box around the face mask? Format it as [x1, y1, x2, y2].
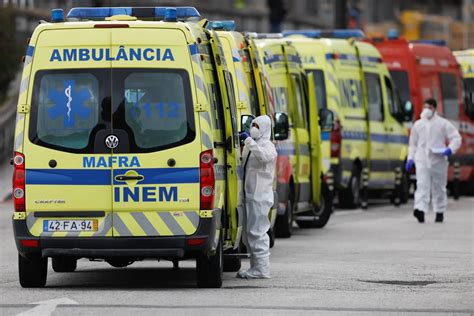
[250, 126, 260, 139]
[421, 108, 434, 119]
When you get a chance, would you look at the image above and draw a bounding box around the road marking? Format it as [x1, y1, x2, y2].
[16, 298, 78, 316]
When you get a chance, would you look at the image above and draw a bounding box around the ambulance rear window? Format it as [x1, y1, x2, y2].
[114, 69, 195, 152]
[30, 70, 104, 151]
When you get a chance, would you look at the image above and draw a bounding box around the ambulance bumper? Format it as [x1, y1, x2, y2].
[13, 212, 220, 259]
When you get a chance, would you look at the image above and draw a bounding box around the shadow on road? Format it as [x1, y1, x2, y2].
[47, 266, 201, 289]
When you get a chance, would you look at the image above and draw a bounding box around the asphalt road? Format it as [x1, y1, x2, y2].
[0, 198, 473, 315]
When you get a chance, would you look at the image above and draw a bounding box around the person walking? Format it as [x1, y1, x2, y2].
[405, 98, 462, 223]
[237, 115, 277, 279]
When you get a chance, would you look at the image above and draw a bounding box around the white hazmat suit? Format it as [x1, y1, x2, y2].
[408, 112, 461, 214]
[238, 115, 277, 279]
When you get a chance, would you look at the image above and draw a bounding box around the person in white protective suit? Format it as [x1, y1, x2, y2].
[406, 98, 462, 223]
[237, 115, 277, 279]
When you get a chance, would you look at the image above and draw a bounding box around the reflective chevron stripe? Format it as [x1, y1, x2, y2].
[26, 211, 200, 237]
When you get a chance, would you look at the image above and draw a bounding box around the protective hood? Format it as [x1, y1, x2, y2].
[253, 115, 272, 141]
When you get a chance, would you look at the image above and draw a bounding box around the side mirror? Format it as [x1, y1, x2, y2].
[274, 112, 289, 141]
[319, 108, 334, 132]
[241, 114, 255, 133]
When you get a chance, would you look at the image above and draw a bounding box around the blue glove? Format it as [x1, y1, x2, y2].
[405, 159, 414, 172]
[443, 148, 452, 157]
[239, 131, 250, 142]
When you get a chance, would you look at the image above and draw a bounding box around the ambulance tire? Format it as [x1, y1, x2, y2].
[275, 199, 293, 238]
[196, 232, 223, 288]
[52, 257, 77, 273]
[297, 183, 332, 229]
[339, 167, 361, 209]
[106, 259, 134, 268]
[18, 253, 47, 288]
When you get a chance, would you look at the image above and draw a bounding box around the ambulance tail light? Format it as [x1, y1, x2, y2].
[200, 150, 215, 210]
[12, 152, 25, 212]
[330, 119, 342, 158]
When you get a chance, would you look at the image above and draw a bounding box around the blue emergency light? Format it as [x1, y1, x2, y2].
[51, 8, 64, 22]
[207, 21, 236, 31]
[283, 29, 365, 39]
[66, 6, 200, 20]
[163, 7, 177, 22]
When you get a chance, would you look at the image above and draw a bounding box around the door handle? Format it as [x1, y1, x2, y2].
[115, 175, 144, 181]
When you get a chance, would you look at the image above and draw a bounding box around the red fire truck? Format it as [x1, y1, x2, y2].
[370, 36, 474, 197]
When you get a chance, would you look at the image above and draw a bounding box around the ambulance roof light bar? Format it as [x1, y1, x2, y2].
[283, 29, 365, 39]
[413, 39, 447, 46]
[245, 33, 283, 39]
[66, 6, 200, 20]
[51, 8, 65, 22]
[206, 20, 236, 31]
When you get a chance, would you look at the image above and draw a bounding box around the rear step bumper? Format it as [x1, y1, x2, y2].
[13, 211, 220, 259]
[43, 248, 185, 258]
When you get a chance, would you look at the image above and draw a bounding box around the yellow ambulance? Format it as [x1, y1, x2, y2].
[246, 34, 334, 237]
[11, 6, 263, 288]
[284, 30, 410, 209]
[210, 27, 279, 248]
[454, 50, 474, 116]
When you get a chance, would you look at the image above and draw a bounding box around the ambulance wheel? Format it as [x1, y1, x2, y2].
[297, 183, 332, 228]
[52, 257, 77, 273]
[196, 233, 223, 288]
[339, 167, 361, 209]
[275, 199, 293, 238]
[18, 253, 47, 288]
[106, 259, 134, 268]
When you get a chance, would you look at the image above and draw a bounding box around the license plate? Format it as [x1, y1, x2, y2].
[44, 219, 98, 232]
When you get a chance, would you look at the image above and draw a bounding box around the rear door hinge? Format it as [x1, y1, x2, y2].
[19, 104, 29, 113]
[194, 103, 205, 112]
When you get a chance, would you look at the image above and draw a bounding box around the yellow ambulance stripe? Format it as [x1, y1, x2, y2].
[19, 76, 29, 96]
[25, 211, 199, 237]
[200, 112, 213, 150]
[79, 230, 95, 237]
[146, 212, 173, 236]
[118, 213, 146, 236]
[53, 231, 67, 237]
[14, 114, 25, 152]
[172, 213, 196, 234]
[112, 227, 120, 237]
[29, 218, 42, 237]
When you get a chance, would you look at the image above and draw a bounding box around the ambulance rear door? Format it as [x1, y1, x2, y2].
[110, 28, 201, 237]
[208, 30, 241, 247]
[24, 28, 113, 238]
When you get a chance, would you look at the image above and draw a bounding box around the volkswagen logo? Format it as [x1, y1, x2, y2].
[105, 135, 119, 149]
